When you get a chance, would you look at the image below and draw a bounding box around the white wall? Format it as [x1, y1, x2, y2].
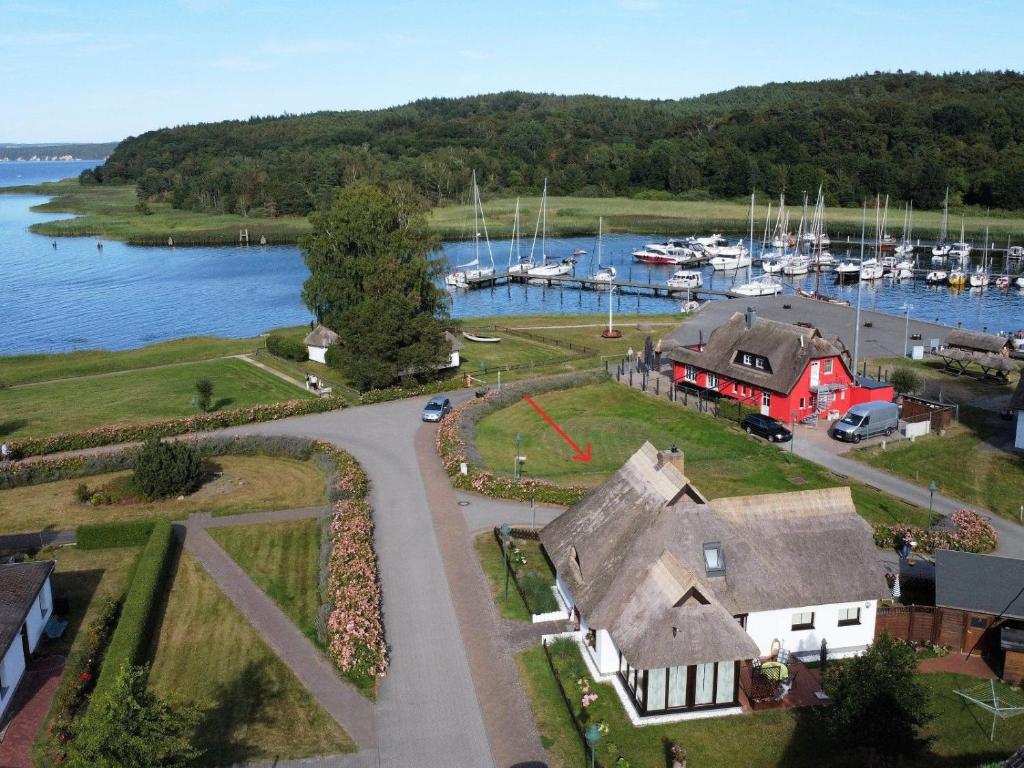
[556, 573, 576, 612]
[593, 630, 620, 675]
[25, 577, 52, 651]
[445, 350, 460, 369]
[308, 345, 328, 365]
[1016, 411, 1024, 451]
[0, 576, 52, 722]
[745, 600, 877, 660]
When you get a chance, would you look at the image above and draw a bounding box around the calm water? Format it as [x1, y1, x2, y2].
[0, 160, 1021, 356]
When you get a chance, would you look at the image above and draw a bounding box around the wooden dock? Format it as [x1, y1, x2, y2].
[463, 271, 737, 299]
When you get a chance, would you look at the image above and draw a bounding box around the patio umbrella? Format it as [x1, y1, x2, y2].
[891, 573, 901, 600]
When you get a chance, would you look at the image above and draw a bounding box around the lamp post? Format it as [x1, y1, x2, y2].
[584, 722, 603, 768]
[514, 433, 523, 483]
[791, 410, 798, 454]
[928, 480, 937, 531]
[901, 303, 914, 358]
[499, 522, 512, 603]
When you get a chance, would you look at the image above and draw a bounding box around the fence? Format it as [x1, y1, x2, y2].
[491, 527, 561, 617]
[901, 396, 956, 431]
[612, 362, 759, 425]
[496, 326, 601, 356]
[875, 605, 965, 649]
[541, 639, 606, 768]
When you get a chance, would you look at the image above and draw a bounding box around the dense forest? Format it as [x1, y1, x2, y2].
[2, 142, 117, 161]
[86, 72, 1024, 216]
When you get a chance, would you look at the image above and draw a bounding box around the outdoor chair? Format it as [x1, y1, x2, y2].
[777, 648, 791, 664]
[44, 616, 68, 640]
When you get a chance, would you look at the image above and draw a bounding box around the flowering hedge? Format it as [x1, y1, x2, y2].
[6, 396, 347, 458]
[872, 509, 998, 554]
[322, 499, 387, 693]
[435, 371, 608, 506]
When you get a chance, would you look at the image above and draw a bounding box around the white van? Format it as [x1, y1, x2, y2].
[830, 401, 899, 443]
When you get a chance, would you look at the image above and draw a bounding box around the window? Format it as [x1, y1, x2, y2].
[694, 663, 714, 705]
[799, 397, 806, 409]
[0, 665, 6, 700]
[667, 666, 687, 708]
[970, 616, 988, 630]
[742, 353, 753, 366]
[703, 542, 725, 577]
[791, 611, 815, 630]
[755, 357, 765, 370]
[707, 373, 718, 390]
[762, 391, 771, 408]
[734, 614, 748, 629]
[824, 359, 834, 374]
[647, 668, 667, 712]
[838, 607, 861, 626]
[715, 661, 735, 704]
[38, 584, 49, 619]
[685, 365, 697, 383]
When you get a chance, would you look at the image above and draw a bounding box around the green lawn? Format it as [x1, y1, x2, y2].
[210, 519, 322, 644]
[0, 454, 326, 533]
[475, 382, 926, 526]
[475, 532, 558, 621]
[0, 335, 262, 387]
[855, 406, 1024, 522]
[519, 640, 1024, 768]
[866, 355, 1020, 407]
[0, 357, 309, 438]
[148, 552, 353, 766]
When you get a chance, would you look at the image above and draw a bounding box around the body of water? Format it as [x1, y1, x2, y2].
[1, 160, 1022, 356]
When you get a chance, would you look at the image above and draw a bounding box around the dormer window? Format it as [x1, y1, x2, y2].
[754, 358, 765, 370]
[742, 353, 752, 366]
[703, 542, 725, 577]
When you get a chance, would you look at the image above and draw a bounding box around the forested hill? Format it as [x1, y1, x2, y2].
[2, 142, 117, 161]
[90, 72, 1024, 216]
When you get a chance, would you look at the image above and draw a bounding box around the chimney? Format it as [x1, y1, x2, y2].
[657, 444, 685, 476]
[745, 306, 756, 329]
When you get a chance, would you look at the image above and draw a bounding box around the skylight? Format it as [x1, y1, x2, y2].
[703, 542, 725, 577]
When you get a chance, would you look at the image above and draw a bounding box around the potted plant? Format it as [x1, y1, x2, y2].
[671, 744, 688, 768]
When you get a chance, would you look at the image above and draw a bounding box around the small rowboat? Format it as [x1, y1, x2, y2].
[462, 331, 501, 343]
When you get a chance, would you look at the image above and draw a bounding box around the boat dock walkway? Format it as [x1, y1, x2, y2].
[464, 271, 736, 298]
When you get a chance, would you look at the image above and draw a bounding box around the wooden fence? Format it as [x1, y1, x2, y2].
[875, 605, 964, 649]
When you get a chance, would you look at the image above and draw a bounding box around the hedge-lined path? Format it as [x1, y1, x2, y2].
[175, 519, 378, 750]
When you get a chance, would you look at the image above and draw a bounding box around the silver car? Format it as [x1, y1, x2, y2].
[421, 396, 452, 423]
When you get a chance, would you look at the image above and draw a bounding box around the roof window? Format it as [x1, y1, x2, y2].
[703, 542, 725, 577]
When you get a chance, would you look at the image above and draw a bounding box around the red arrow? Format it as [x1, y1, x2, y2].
[524, 396, 592, 462]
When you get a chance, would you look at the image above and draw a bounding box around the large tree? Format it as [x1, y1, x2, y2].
[300, 182, 450, 391]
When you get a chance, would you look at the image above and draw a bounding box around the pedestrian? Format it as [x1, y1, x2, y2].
[1, 443, 9, 462]
[627, 346, 634, 366]
[654, 338, 663, 369]
[899, 531, 911, 560]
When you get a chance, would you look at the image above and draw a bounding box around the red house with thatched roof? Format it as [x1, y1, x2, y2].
[667, 308, 894, 423]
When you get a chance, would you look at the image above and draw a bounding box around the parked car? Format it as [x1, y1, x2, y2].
[830, 401, 899, 443]
[421, 396, 452, 422]
[741, 414, 793, 443]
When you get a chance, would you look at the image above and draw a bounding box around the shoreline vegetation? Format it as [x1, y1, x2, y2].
[7, 179, 1024, 246]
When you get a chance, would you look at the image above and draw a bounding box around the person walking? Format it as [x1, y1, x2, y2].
[627, 346, 634, 370]
[1, 443, 10, 462]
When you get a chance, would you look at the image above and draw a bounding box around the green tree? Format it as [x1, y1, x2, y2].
[66, 664, 199, 768]
[821, 633, 931, 760]
[194, 376, 214, 412]
[132, 437, 204, 500]
[300, 182, 450, 391]
[890, 366, 924, 395]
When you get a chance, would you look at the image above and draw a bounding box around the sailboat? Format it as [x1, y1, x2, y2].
[949, 218, 971, 267]
[589, 217, 616, 283]
[528, 179, 575, 278]
[895, 202, 915, 256]
[932, 188, 951, 262]
[506, 198, 535, 275]
[969, 217, 991, 288]
[445, 170, 495, 287]
[709, 193, 753, 270]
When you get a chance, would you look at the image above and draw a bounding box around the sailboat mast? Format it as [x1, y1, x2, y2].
[509, 198, 520, 268]
[853, 200, 867, 377]
[473, 170, 479, 265]
[748, 192, 755, 281]
[542, 179, 548, 263]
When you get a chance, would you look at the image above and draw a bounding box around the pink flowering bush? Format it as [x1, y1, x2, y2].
[872, 509, 997, 554]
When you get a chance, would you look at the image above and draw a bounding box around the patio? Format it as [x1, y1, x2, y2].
[738, 659, 828, 712]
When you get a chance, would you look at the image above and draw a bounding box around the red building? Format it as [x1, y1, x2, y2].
[667, 308, 894, 423]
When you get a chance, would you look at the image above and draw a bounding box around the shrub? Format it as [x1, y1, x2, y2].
[74, 482, 92, 503]
[91, 520, 176, 699]
[194, 377, 214, 412]
[266, 334, 308, 361]
[872, 509, 997, 554]
[0, 450, 135, 490]
[890, 366, 924, 395]
[520, 572, 559, 613]
[78, 520, 158, 550]
[131, 438, 204, 500]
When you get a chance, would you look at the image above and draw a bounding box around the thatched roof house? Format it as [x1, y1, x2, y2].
[944, 328, 1013, 356]
[304, 324, 339, 349]
[541, 442, 886, 718]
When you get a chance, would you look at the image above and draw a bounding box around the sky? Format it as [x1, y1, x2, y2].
[2, 0, 1023, 143]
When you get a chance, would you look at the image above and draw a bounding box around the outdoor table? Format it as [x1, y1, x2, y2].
[760, 661, 789, 682]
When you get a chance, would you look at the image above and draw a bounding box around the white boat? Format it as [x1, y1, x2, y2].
[859, 258, 884, 281]
[932, 188, 951, 258]
[969, 267, 988, 288]
[709, 240, 751, 270]
[995, 275, 1010, 289]
[895, 202, 915, 256]
[731, 275, 783, 297]
[666, 269, 703, 290]
[1016, 276, 1024, 289]
[445, 170, 495, 286]
[761, 257, 784, 274]
[949, 219, 971, 266]
[526, 179, 576, 278]
[782, 256, 810, 276]
[811, 251, 835, 270]
[688, 233, 727, 248]
[632, 242, 687, 265]
[462, 332, 501, 343]
[589, 218, 616, 283]
[505, 198, 535, 275]
[835, 260, 860, 282]
[926, 270, 948, 284]
[888, 259, 914, 280]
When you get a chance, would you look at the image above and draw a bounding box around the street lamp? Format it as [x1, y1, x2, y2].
[584, 722, 603, 768]
[513, 433, 523, 482]
[791, 410, 798, 454]
[901, 303, 914, 358]
[927, 480, 937, 531]
[499, 522, 512, 602]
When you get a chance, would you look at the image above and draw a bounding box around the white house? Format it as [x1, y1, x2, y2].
[1011, 377, 1024, 451]
[304, 324, 340, 365]
[540, 443, 886, 721]
[0, 561, 55, 722]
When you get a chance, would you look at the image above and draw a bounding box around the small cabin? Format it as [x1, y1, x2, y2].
[0, 562, 56, 722]
[304, 324, 340, 365]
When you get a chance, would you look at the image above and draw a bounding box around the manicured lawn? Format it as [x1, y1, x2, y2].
[519, 640, 1024, 768]
[148, 552, 354, 766]
[0, 455, 326, 533]
[475, 382, 927, 526]
[866, 355, 1020, 406]
[210, 519, 322, 644]
[475, 532, 531, 621]
[856, 406, 1024, 522]
[475, 532, 558, 620]
[0, 357, 309, 438]
[0, 335, 262, 387]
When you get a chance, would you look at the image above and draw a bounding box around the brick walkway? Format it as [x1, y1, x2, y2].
[0, 655, 64, 768]
[919, 652, 1001, 679]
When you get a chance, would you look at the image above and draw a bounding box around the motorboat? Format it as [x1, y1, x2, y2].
[761, 257, 784, 274]
[995, 275, 1011, 290]
[811, 251, 835, 270]
[947, 269, 967, 288]
[859, 258, 884, 281]
[666, 269, 703, 290]
[926, 270, 948, 284]
[688, 233, 727, 248]
[731, 275, 783, 297]
[708, 240, 751, 271]
[632, 242, 688, 265]
[782, 256, 810, 276]
[1016, 275, 1024, 289]
[835, 260, 860, 282]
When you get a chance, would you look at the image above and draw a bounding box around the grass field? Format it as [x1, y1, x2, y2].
[0, 357, 309, 439]
[148, 551, 353, 766]
[856, 406, 1024, 521]
[0, 335, 263, 387]
[0, 455, 326, 533]
[210, 519, 322, 644]
[519, 640, 1024, 768]
[475, 382, 926, 527]
[866, 355, 1020, 407]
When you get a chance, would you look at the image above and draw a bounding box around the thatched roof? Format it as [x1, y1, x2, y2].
[0, 561, 54, 657]
[944, 328, 1011, 354]
[445, 330, 463, 352]
[1011, 377, 1024, 412]
[666, 311, 848, 395]
[541, 443, 885, 669]
[304, 324, 339, 348]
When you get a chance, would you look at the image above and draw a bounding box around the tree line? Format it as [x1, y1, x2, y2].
[83, 71, 1024, 215]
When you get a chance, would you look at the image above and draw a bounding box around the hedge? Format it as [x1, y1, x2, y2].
[0, 451, 134, 491]
[871, 509, 998, 554]
[89, 520, 176, 701]
[77, 520, 158, 550]
[266, 334, 308, 361]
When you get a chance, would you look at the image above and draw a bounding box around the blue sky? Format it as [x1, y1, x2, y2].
[3, 0, 1023, 143]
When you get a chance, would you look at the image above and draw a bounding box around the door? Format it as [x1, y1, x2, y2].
[20, 623, 30, 664]
[760, 391, 771, 416]
[809, 361, 820, 388]
[963, 613, 991, 654]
